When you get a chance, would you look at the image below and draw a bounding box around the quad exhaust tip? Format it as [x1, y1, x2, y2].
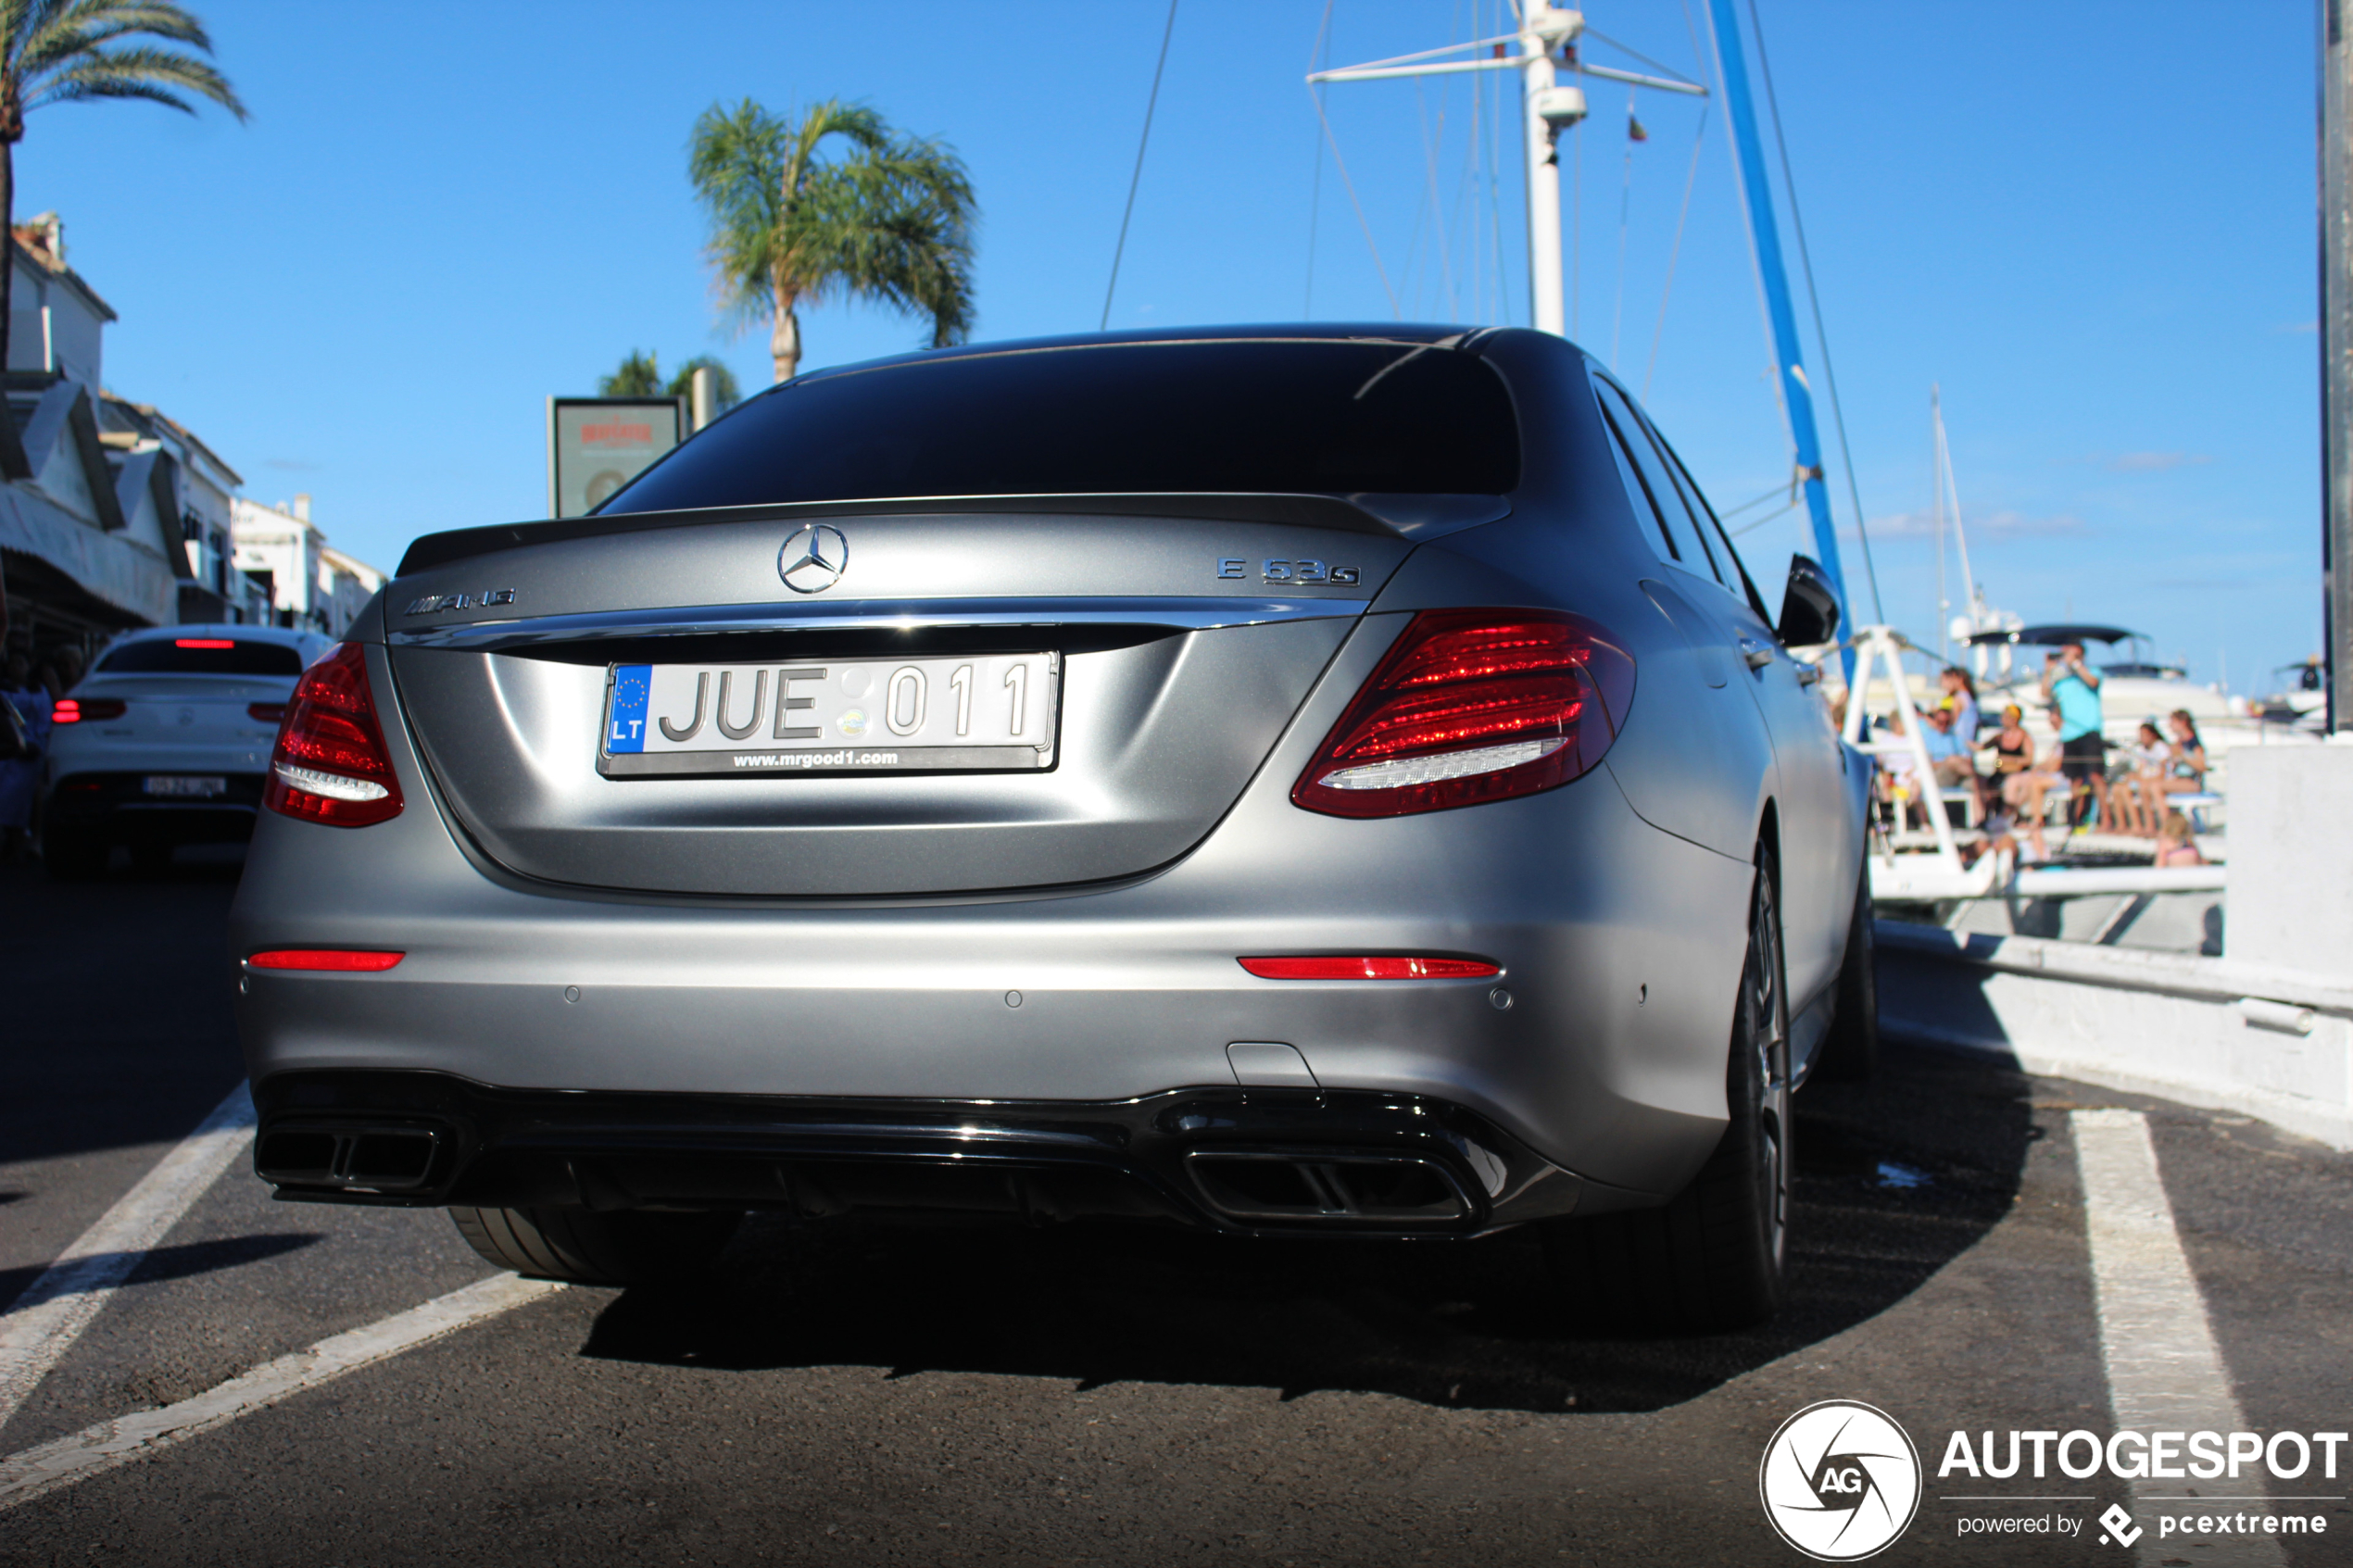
[257, 1123, 443, 1192]
[1184, 1150, 1473, 1225]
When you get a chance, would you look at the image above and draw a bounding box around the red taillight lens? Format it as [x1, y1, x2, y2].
[1239, 956, 1501, 980]
[53, 697, 126, 723]
[247, 702, 287, 723]
[1291, 609, 1636, 818]
[246, 948, 405, 972]
[176, 637, 236, 649]
[263, 642, 404, 827]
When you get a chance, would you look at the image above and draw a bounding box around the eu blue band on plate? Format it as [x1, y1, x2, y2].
[607, 665, 652, 753]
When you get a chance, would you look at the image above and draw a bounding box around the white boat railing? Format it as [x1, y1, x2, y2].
[1842, 624, 2000, 901]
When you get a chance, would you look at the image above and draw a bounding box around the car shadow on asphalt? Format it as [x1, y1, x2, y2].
[0, 1232, 322, 1311]
[575, 1043, 2036, 1414]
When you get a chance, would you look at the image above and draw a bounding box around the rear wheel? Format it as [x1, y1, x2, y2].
[447, 1206, 741, 1286]
[1810, 861, 1878, 1083]
[41, 829, 106, 880]
[1545, 849, 1792, 1332]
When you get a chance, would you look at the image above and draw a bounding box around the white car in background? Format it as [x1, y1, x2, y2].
[43, 624, 335, 876]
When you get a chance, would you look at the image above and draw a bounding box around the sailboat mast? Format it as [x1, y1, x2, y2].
[1933, 386, 1948, 665]
[1704, 0, 1853, 669]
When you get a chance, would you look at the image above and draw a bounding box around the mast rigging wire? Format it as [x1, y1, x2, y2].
[1309, 84, 1402, 318]
[1642, 100, 1708, 399]
[1743, 0, 1882, 621]
[1609, 86, 1637, 370]
[1303, 0, 1335, 317]
[1101, 0, 1181, 332]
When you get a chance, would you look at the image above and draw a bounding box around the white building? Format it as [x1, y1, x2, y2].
[99, 394, 269, 624]
[231, 494, 386, 637]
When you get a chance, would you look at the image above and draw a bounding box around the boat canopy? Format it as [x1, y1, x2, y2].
[1965, 622, 2139, 647]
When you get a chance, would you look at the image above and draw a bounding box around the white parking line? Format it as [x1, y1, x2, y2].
[2073, 1109, 2283, 1568]
[0, 1083, 257, 1434]
[0, 1273, 561, 1511]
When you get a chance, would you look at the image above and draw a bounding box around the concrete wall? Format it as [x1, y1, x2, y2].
[2227, 742, 2353, 973]
[1879, 922, 2353, 1150]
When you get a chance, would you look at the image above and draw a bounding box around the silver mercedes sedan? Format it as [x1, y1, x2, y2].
[231, 325, 1871, 1331]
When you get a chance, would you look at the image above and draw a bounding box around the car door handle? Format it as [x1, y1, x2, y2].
[1736, 635, 1776, 670]
[1795, 662, 1823, 686]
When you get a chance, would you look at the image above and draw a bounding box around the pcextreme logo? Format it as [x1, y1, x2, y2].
[1759, 1400, 1924, 1561]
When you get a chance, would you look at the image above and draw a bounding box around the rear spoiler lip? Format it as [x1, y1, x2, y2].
[382, 595, 1374, 653]
[396, 492, 1510, 575]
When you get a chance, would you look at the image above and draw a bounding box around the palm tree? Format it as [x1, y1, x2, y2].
[667, 354, 740, 412]
[0, 1, 245, 375]
[688, 97, 975, 383]
[598, 349, 662, 396]
[598, 350, 741, 413]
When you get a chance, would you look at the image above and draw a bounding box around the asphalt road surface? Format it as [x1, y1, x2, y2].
[2, 849, 2348, 1566]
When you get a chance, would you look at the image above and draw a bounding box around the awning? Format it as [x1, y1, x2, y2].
[0, 482, 175, 627]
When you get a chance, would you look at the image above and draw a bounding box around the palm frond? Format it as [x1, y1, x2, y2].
[22, 0, 211, 76]
[26, 42, 245, 119]
[689, 98, 789, 321]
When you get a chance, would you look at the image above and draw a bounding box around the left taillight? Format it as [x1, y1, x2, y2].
[1291, 608, 1636, 819]
[53, 697, 126, 723]
[263, 642, 404, 828]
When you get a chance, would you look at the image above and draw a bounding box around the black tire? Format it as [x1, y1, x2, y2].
[447, 1206, 741, 1286]
[1545, 849, 1793, 1333]
[41, 829, 106, 880]
[1810, 861, 1879, 1084]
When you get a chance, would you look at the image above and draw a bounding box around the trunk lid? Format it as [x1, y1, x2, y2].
[384, 499, 1421, 896]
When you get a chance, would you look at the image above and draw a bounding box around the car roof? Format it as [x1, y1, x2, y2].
[784, 322, 1513, 392]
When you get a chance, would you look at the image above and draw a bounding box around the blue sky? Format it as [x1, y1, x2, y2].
[16, 1, 2324, 696]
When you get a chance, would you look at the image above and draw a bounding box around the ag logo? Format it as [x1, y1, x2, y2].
[1759, 1400, 1921, 1561]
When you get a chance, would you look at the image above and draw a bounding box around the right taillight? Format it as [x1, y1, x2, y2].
[1291, 608, 1635, 818]
[263, 642, 405, 828]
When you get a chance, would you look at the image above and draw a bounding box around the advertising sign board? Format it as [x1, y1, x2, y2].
[546, 395, 687, 519]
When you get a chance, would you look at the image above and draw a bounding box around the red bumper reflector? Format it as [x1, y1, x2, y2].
[246, 949, 405, 972]
[1238, 956, 1501, 981]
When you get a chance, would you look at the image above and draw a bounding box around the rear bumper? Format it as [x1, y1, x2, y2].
[232, 641, 1761, 1203]
[251, 1070, 1582, 1239]
[45, 771, 264, 844]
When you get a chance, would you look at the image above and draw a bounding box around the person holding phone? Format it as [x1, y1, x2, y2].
[2039, 641, 2106, 829]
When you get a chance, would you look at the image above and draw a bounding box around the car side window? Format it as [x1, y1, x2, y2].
[1594, 396, 1681, 563]
[1592, 379, 1723, 588]
[1649, 422, 1778, 625]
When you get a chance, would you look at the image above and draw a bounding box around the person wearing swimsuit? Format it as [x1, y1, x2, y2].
[1993, 704, 2059, 861]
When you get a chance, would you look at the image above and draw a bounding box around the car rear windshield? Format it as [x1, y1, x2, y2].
[598, 340, 1521, 514]
[96, 639, 306, 676]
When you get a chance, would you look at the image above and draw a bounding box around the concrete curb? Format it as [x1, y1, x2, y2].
[1876, 920, 2353, 1152]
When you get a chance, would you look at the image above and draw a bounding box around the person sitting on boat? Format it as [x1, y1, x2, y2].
[1939, 666, 1982, 743]
[1920, 701, 1977, 807]
[2108, 720, 2171, 837]
[2155, 709, 2208, 808]
[2154, 809, 2205, 867]
[2040, 642, 2106, 828]
[1996, 706, 2067, 862]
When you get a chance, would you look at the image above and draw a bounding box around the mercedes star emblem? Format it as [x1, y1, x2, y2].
[777, 524, 849, 595]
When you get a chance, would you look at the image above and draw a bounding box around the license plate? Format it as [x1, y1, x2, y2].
[144, 775, 225, 797]
[598, 653, 1061, 778]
